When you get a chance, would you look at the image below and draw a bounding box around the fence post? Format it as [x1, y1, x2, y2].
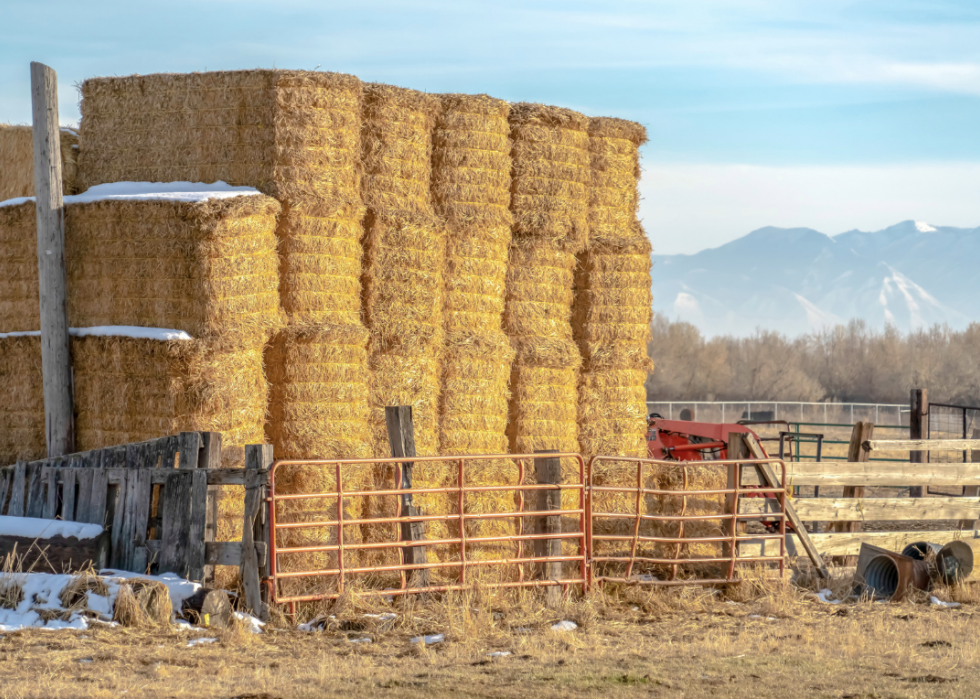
[533, 450, 562, 607]
[832, 421, 874, 565]
[31, 62, 74, 459]
[199, 432, 222, 585]
[241, 444, 273, 620]
[909, 389, 928, 498]
[385, 406, 429, 587]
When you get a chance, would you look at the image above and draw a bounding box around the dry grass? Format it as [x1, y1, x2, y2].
[2, 576, 979, 699]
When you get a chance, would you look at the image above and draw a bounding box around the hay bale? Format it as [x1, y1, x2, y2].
[362, 84, 440, 215]
[0, 332, 266, 467]
[0, 194, 283, 338]
[432, 94, 512, 227]
[78, 70, 365, 326]
[0, 124, 78, 202]
[432, 94, 514, 458]
[504, 241, 576, 342]
[0, 335, 45, 464]
[509, 103, 590, 252]
[586, 117, 647, 247]
[265, 324, 371, 461]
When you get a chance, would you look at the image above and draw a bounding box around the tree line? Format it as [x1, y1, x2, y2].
[644, 314, 980, 407]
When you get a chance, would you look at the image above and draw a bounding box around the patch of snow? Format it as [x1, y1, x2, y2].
[86, 592, 112, 616]
[748, 614, 778, 621]
[100, 569, 202, 615]
[186, 637, 218, 647]
[813, 589, 841, 605]
[0, 515, 103, 540]
[363, 612, 397, 621]
[930, 596, 961, 609]
[914, 221, 937, 233]
[232, 611, 264, 634]
[487, 651, 511, 657]
[410, 633, 445, 645]
[0, 327, 193, 341]
[550, 620, 578, 632]
[0, 181, 262, 209]
[60, 127, 79, 137]
[348, 637, 372, 644]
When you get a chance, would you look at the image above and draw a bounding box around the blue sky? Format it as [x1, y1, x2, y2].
[2, 0, 978, 252]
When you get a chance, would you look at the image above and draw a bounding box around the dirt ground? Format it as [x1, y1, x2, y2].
[2, 577, 979, 699]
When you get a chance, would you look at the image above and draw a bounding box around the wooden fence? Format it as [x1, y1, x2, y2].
[0, 432, 271, 618]
[740, 437, 980, 559]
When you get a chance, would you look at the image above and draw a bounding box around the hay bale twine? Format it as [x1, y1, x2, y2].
[0, 124, 77, 201]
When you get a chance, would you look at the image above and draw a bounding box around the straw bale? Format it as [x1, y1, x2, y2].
[0, 124, 78, 201]
[503, 240, 576, 341]
[0, 336, 45, 464]
[440, 332, 514, 455]
[368, 349, 442, 458]
[277, 203, 366, 327]
[71, 335, 267, 466]
[577, 365, 649, 459]
[361, 84, 440, 215]
[0, 195, 283, 339]
[362, 212, 446, 351]
[78, 70, 362, 209]
[432, 94, 512, 227]
[443, 224, 510, 335]
[573, 236, 652, 351]
[265, 324, 371, 461]
[509, 103, 590, 250]
[507, 362, 580, 455]
[587, 117, 647, 246]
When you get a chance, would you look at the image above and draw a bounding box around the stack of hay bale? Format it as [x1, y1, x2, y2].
[76, 69, 373, 468]
[0, 124, 78, 201]
[0, 185, 280, 467]
[432, 95, 516, 567]
[505, 104, 590, 456]
[361, 84, 445, 457]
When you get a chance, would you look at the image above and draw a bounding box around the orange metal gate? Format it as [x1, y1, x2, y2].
[265, 453, 787, 608]
[267, 453, 588, 610]
[589, 456, 787, 585]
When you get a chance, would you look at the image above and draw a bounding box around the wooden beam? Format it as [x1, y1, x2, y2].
[533, 451, 562, 608]
[741, 496, 980, 522]
[145, 540, 267, 567]
[908, 388, 927, 498]
[386, 406, 428, 587]
[865, 439, 980, 453]
[30, 62, 74, 458]
[240, 444, 272, 620]
[741, 530, 980, 559]
[833, 422, 874, 562]
[740, 461, 980, 487]
[960, 428, 980, 530]
[742, 434, 828, 579]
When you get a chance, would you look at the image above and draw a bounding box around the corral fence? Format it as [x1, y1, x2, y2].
[646, 401, 907, 426]
[928, 403, 980, 464]
[0, 432, 271, 618]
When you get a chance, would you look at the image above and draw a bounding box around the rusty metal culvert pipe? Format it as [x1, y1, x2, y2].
[901, 542, 943, 560]
[854, 543, 931, 601]
[936, 541, 975, 584]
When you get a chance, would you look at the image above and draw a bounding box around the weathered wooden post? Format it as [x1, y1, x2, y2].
[241, 443, 273, 620]
[831, 421, 874, 565]
[30, 62, 74, 458]
[385, 406, 429, 587]
[909, 389, 928, 498]
[533, 450, 562, 607]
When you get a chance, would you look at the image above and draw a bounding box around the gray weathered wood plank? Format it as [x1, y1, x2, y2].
[7, 462, 27, 517]
[178, 432, 202, 470]
[240, 444, 272, 620]
[42, 467, 59, 519]
[87, 468, 109, 526]
[741, 496, 980, 522]
[126, 467, 153, 573]
[73, 468, 94, 523]
[0, 468, 11, 516]
[740, 461, 980, 487]
[60, 468, 77, 521]
[158, 471, 194, 576]
[25, 463, 45, 518]
[186, 469, 208, 581]
[865, 438, 980, 452]
[109, 470, 129, 568]
[741, 530, 980, 559]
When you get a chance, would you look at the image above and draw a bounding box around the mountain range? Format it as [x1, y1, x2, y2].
[651, 220, 980, 337]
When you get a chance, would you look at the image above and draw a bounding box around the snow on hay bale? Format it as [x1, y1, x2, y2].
[0, 124, 78, 202]
[433, 94, 514, 457]
[0, 186, 282, 340]
[0, 331, 267, 468]
[77, 69, 365, 327]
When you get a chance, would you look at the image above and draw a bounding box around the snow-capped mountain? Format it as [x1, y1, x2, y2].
[651, 221, 979, 337]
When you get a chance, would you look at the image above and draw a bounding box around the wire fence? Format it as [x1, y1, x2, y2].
[645, 401, 908, 427]
[929, 404, 980, 464]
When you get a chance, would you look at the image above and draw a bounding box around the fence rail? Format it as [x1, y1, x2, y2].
[646, 401, 908, 426]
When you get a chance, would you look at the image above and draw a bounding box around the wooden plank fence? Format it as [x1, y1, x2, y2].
[740, 437, 980, 560]
[0, 432, 272, 618]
